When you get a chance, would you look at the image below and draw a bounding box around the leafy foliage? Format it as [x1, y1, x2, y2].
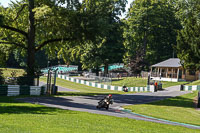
[176, 0, 200, 70]
[0, 69, 4, 84]
[123, 0, 180, 74]
[0, 0, 127, 78]
[57, 0, 127, 75]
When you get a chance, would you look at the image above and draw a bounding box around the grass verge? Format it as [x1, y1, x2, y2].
[111, 77, 188, 88]
[40, 77, 134, 95]
[124, 91, 200, 126]
[0, 68, 25, 77]
[0, 96, 199, 133]
[187, 80, 200, 86]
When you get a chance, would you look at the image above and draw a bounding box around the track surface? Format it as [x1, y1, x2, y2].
[18, 87, 200, 130]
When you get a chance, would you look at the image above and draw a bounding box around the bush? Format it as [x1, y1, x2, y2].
[17, 76, 36, 86]
[0, 69, 4, 84]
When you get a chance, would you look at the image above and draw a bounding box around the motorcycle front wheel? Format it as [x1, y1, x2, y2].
[106, 105, 109, 110]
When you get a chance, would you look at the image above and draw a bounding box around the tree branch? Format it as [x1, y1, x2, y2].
[14, 4, 28, 21]
[0, 25, 28, 39]
[0, 41, 27, 49]
[35, 38, 73, 52]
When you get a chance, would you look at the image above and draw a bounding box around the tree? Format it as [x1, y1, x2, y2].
[123, 0, 180, 75]
[0, 0, 127, 79]
[80, 22, 125, 76]
[57, 0, 127, 76]
[176, 0, 200, 70]
[0, 0, 79, 76]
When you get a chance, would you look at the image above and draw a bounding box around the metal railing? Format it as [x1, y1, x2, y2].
[151, 72, 178, 78]
[87, 75, 112, 85]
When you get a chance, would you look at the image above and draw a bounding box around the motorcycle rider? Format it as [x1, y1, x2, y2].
[105, 94, 113, 104]
[97, 94, 113, 109]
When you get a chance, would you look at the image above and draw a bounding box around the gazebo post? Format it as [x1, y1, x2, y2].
[157, 67, 160, 77]
[160, 68, 162, 78]
[166, 68, 168, 78]
[177, 68, 180, 81]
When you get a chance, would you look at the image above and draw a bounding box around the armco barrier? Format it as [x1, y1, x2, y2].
[58, 74, 155, 92]
[0, 85, 45, 96]
[183, 85, 200, 91]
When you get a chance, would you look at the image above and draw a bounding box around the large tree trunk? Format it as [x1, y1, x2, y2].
[95, 66, 99, 76]
[104, 63, 109, 77]
[27, 0, 35, 77]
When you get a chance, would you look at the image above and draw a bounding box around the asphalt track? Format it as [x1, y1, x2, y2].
[18, 87, 200, 130]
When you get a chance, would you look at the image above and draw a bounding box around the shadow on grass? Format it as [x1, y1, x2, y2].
[1, 91, 195, 115]
[0, 105, 59, 114]
[0, 96, 77, 115]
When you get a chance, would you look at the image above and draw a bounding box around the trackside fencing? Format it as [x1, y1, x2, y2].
[183, 85, 200, 91]
[57, 74, 155, 92]
[0, 85, 45, 96]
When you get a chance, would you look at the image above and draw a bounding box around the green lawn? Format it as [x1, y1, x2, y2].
[111, 77, 147, 87]
[187, 80, 200, 86]
[40, 77, 133, 95]
[0, 96, 198, 133]
[124, 91, 200, 126]
[111, 77, 188, 88]
[161, 81, 188, 88]
[0, 68, 25, 78]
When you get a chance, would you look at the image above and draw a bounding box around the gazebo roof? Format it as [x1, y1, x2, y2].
[152, 58, 182, 68]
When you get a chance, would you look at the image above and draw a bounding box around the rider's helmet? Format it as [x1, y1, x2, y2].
[108, 94, 112, 97]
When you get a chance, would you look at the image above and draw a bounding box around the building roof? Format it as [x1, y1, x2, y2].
[152, 58, 182, 68]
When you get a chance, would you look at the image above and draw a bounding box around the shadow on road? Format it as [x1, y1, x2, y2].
[17, 96, 127, 115]
[16, 91, 195, 115]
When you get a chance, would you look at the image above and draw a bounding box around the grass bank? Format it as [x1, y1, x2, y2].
[111, 77, 188, 88]
[187, 80, 200, 86]
[0, 68, 25, 77]
[0, 96, 198, 133]
[40, 77, 133, 95]
[124, 91, 200, 126]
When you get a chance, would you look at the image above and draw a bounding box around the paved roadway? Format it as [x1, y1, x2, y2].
[17, 85, 200, 130]
[39, 81, 79, 92]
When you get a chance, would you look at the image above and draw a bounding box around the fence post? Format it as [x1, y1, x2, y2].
[52, 69, 58, 95]
[180, 85, 184, 91]
[197, 91, 200, 108]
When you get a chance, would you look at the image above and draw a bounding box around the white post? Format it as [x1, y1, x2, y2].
[177, 68, 180, 81]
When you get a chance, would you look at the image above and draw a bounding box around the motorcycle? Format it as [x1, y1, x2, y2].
[123, 85, 128, 92]
[96, 96, 113, 110]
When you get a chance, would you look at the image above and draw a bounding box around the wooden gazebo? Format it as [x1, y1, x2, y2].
[150, 58, 199, 82]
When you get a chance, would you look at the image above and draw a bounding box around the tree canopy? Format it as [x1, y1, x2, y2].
[55, 0, 127, 75]
[176, 0, 200, 70]
[0, 0, 127, 78]
[123, 0, 180, 75]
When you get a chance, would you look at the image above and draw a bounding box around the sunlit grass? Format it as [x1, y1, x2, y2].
[0, 68, 25, 78]
[124, 91, 200, 126]
[187, 80, 200, 86]
[0, 96, 198, 133]
[111, 77, 188, 88]
[40, 77, 134, 95]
